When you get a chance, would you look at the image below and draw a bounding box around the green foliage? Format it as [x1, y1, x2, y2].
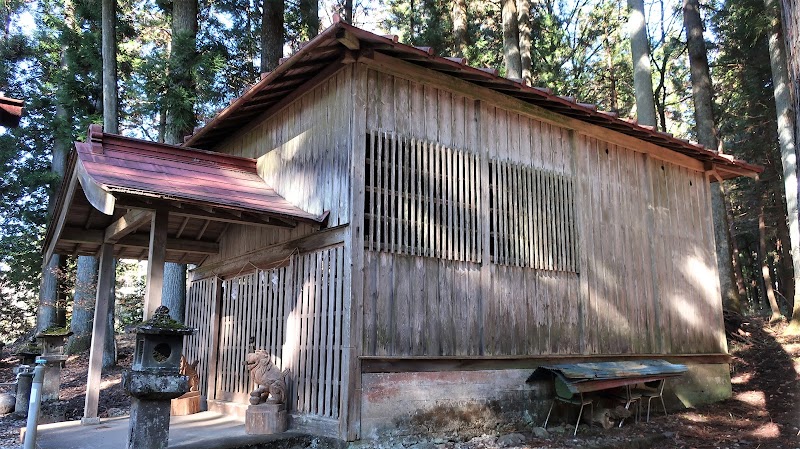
[115, 260, 145, 331]
[712, 0, 791, 312]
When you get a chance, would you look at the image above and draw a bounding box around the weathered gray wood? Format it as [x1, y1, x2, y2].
[342, 63, 366, 440]
[82, 243, 114, 423]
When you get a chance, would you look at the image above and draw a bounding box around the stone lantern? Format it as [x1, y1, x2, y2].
[35, 328, 72, 402]
[123, 306, 195, 449]
[14, 339, 42, 367]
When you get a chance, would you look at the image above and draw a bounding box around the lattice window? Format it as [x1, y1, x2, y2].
[489, 160, 578, 272]
[364, 130, 481, 262]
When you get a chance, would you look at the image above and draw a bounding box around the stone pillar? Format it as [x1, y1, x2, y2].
[14, 369, 33, 416]
[124, 371, 189, 449]
[122, 306, 195, 449]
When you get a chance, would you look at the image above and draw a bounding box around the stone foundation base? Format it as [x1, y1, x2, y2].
[246, 403, 288, 435]
[360, 363, 732, 440]
[171, 391, 202, 416]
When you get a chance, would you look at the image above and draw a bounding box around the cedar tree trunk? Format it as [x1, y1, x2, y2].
[502, 0, 522, 79]
[683, 0, 742, 312]
[628, 0, 657, 126]
[261, 0, 283, 72]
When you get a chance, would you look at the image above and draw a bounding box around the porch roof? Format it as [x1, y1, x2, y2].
[43, 125, 325, 264]
[184, 19, 760, 180]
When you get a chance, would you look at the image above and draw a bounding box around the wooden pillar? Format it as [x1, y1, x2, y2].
[81, 243, 115, 425]
[143, 208, 168, 320]
[206, 277, 222, 403]
[341, 64, 366, 441]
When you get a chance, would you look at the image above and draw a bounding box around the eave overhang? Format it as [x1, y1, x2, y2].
[42, 125, 327, 265]
[184, 19, 761, 181]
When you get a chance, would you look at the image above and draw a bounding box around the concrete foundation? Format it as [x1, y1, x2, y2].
[245, 403, 288, 434]
[361, 363, 732, 440]
[664, 363, 732, 409]
[361, 369, 551, 440]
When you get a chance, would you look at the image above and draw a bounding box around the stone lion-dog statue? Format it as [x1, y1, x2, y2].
[244, 350, 287, 405]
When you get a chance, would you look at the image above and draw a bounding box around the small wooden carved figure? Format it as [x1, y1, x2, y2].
[179, 355, 200, 392]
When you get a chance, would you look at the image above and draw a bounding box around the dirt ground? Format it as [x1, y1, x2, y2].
[0, 317, 798, 449]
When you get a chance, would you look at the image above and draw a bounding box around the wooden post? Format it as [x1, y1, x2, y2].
[206, 277, 223, 402]
[568, 130, 589, 354]
[81, 243, 115, 425]
[642, 154, 663, 353]
[143, 208, 168, 319]
[341, 63, 366, 441]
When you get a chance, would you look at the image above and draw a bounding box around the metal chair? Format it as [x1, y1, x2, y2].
[634, 379, 667, 422]
[543, 376, 593, 436]
[616, 385, 641, 427]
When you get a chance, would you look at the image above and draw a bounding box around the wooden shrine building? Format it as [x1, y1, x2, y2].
[43, 19, 761, 441]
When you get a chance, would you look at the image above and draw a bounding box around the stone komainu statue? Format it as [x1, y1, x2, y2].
[244, 350, 287, 405]
[179, 355, 200, 392]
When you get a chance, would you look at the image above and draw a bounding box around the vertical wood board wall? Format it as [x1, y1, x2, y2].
[357, 65, 724, 358]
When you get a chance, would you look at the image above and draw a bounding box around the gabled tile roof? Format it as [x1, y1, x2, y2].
[184, 19, 760, 180]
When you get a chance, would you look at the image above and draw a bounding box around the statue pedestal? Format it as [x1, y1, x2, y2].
[245, 403, 287, 434]
[171, 391, 202, 416]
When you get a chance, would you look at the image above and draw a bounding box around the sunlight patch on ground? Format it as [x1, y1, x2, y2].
[734, 390, 766, 408]
[749, 422, 781, 439]
[683, 412, 709, 423]
[781, 343, 800, 356]
[730, 372, 753, 384]
[101, 378, 121, 389]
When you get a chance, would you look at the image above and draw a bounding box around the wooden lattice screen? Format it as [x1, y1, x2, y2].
[489, 160, 578, 272]
[184, 277, 217, 399]
[364, 130, 481, 262]
[208, 245, 345, 419]
[364, 130, 577, 272]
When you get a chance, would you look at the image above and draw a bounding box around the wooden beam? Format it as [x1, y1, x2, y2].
[359, 54, 707, 173]
[81, 243, 115, 425]
[59, 228, 219, 255]
[143, 208, 168, 319]
[104, 209, 152, 243]
[359, 353, 733, 373]
[336, 28, 360, 50]
[191, 224, 347, 279]
[44, 169, 79, 265]
[115, 197, 300, 228]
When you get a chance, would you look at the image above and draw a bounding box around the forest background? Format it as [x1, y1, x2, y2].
[0, 0, 798, 349]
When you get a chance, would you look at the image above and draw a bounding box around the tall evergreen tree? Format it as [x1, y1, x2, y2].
[683, 0, 742, 312]
[627, 0, 656, 126]
[763, 0, 800, 325]
[261, 0, 284, 72]
[162, 0, 198, 322]
[501, 0, 522, 78]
